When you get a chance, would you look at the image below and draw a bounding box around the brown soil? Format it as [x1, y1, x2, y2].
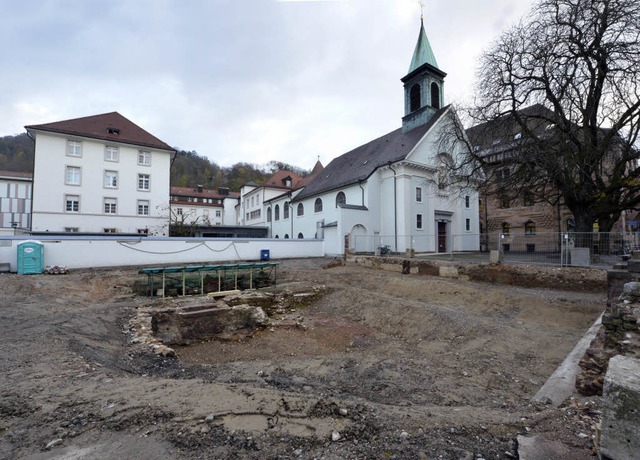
[0, 258, 606, 459]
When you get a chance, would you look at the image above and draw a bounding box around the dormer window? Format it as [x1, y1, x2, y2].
[283, 176, 292, 187]
[107, 127, 120, 135]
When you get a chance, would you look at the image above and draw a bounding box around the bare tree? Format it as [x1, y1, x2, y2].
[455, 0, 640, 235]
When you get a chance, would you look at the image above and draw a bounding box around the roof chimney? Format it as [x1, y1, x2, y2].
[197, 185, 203, 192]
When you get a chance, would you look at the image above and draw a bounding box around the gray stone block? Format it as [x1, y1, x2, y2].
[600, 355, 640, 460]
[570, 247, 590, 267]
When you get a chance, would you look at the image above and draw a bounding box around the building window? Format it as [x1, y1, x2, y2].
[416, 213, 423, 230]
[314, 198, 323, 213]
[138, 174, 150, 191]
[105, 146, 119, 162]
[64, 227, 79, 232]
[104, 198, 117, 214]
[416, 187, 422, 203]
[177, 208, 183, 215]
[137, 228, 149, 235]
[523, 192, 534, 207]
[496, 168, 510, 182]
[297, 203, 304, 216]
[525, 220, 536, 235]
[500, 196, 511, 209]
[267, 207, 272, 222]
[410, 84, 421, 112]
[103, 228, 117, 233]
[138, 151, 151, 165]
[284, 234, 289, 239]
[502, 222, 511, 234]
[466, 218, 471, 231]
[336, 192, 346, 207]
[67, 140, 82, 157]
[284, 201, 290, 219]
[137, 200, 149, 216]
[216, 210, 221, 218]
[65, 166, 81, 185]
[104, 170, 118, 188]
[431, 82, 440, 109]
[465, 195, 470, 208]
[275, 204, 280, 221]
[298, 232, 304, 239]
[437, 167, 447, 190]
[65, 195, 79, 212]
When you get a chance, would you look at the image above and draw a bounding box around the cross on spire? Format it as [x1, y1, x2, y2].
[418, 0, 424, 21]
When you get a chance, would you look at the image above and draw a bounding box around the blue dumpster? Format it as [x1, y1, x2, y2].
[260, 249, 270, 261]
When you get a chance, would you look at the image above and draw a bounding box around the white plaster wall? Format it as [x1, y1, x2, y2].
[0, 236, 324, 270]
[31, 131, 171, 234]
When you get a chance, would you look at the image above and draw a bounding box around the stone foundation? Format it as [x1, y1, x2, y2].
[577, 262, 640, 396]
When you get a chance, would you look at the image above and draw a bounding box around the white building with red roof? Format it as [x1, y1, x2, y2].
[25, 112, 175, 235]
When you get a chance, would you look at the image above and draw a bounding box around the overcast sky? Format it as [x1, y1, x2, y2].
[1, 0, 531, 170]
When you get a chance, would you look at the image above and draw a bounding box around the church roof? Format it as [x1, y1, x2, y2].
[25, 112, 174, 152]
[408, 18, 439, 73]
[294, 106, 449, 201]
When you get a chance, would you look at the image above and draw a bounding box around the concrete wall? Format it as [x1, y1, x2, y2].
[0, 236, 324, 271]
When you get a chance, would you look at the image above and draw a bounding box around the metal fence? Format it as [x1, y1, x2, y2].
[353, 231, 636, 268]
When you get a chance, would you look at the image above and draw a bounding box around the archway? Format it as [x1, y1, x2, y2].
[349, 224, 368, 253]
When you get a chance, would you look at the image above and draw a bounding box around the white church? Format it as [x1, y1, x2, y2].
[254, 19, 480, 256]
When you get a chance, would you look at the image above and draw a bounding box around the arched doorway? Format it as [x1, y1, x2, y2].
[349, 224, 368, 253]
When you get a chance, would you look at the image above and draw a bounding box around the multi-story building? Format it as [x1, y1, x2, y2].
[25, 112, 175, 235]
[169, 185, 239, 231]
[0, 170, 32, 234]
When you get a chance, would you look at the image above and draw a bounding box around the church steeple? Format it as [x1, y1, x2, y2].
[401, 18, 447, 132]
[408, 18, 439, 73]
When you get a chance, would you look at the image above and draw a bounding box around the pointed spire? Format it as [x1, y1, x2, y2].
[408, 17, 439, 73]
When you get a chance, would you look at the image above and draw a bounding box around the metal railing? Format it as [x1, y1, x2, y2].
[352, 231, 635, 267]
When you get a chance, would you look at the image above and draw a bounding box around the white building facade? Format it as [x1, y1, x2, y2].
[169, 185, 239, 229]
[26, 112, 175, 235]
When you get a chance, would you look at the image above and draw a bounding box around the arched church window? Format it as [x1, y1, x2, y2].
[274, 204, 280, 221]
[410, 84, 421, 112]
[267, 207, 272, 222]
[336, 192, 346, 208]
[297, 203, 304, 216]
[283, 201, 289, 219]
[431, 82, 440, 109]
[314, 198, 323, 213]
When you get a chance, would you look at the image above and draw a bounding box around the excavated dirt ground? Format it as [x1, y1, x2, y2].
[0, 258, 607, 459]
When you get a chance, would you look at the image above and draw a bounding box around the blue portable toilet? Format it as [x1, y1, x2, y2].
[17, 241, 45, 275]
[260, 249, 270, 261]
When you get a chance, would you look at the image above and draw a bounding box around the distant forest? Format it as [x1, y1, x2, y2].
[0, 133, 309, 191]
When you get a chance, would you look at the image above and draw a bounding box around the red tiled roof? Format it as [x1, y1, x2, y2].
[25, 112, 174, 152]
[170, 186, 239, 200]
[263, 170, 305, 189]
[0, 170, 33, 180]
